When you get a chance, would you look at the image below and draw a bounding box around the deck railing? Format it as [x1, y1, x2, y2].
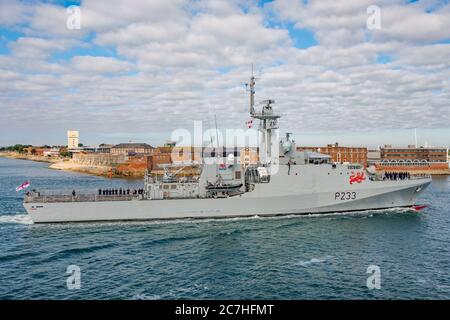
[371, 174, 432, 182]
[24, 193, 142, 203]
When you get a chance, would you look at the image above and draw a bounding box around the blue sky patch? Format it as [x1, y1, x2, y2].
[377, 53, 393, 64]
[50, 44, 120, 62]
[0, 29, 23, 54]
[288, 24, 317, 49]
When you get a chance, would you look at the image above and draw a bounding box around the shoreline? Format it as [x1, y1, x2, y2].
[0, 152, 142, 179]
[1, 152, 449, 177]
[0, 151, 60, 164]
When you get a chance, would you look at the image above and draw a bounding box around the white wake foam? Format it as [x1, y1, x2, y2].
[1, 207, 412, 228]
[285, 207, 415, 219]
[131, 208, 412, 226]
[131, 294, 161, 300]
[295, 255, 334, 267]
[0, 214, 33, 225]
[69, 215, 263, 228]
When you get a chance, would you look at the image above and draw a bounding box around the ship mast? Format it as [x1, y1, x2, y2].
[246, 68, 280, 171]
[214, 113, 220, 179]
[249, 65, 255, 115]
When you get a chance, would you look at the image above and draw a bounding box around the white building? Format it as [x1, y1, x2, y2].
[43, 147, 60, 157]
[67, 130, 79, 150]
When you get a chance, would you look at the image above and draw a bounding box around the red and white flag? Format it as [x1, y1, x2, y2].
[16, 181, 30, 192]
[246, 119, 253, 128]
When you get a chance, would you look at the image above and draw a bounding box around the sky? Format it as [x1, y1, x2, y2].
[0, 0, 449, 149]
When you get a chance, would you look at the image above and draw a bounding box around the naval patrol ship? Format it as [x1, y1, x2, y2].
[24, 75, 432, 223]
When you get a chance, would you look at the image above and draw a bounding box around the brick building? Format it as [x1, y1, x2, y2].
[375, 145, 450, 173]
[297, 143, 368, 167]
[148, 146, 260, 170]
[380, 145, 448, 163]
[111, 143, 154, 155]
[240, 147, 259, 167]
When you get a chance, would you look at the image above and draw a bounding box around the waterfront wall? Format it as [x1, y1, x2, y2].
[71, 153, 127, 166]
[116, 156, 150, 177]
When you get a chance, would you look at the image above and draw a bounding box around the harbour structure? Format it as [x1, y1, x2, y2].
[23, 73, 432, 223]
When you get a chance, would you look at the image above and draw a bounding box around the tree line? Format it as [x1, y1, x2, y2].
[0, 144, 70, 158]
[0, 144, 34, 153]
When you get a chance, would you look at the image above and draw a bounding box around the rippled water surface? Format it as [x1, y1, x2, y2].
[0, 157, 449, 299]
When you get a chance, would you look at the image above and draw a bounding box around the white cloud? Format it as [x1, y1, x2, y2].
[0, 0, 449, 146]
[96, 21, 188, 47]
[0, 0, 32, 26]
[8, 37, 77, 59]
[81, 0, 188, 32]
[373, 4, 450, 43]
[96, 10, 291, 69]
[71, 56, 134, 74]
[270, 0, 450, 46]
[26, 3, 85, 38]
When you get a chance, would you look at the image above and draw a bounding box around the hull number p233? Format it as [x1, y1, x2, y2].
[335, 192, 357, 201]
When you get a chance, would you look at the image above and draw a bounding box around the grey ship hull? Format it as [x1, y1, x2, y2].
[24, 166, 432, 223]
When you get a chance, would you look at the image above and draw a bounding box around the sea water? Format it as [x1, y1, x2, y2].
[0, 157, 449, 299]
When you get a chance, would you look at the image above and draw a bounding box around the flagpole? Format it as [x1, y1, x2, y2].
[214, 113, 220, 179]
